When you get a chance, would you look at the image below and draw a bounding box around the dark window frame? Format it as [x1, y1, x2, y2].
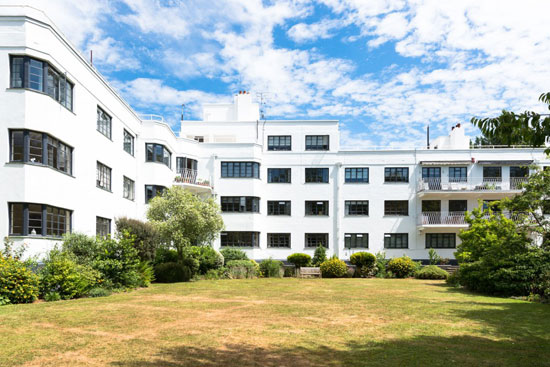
[305, 167, 329, 183]
[305, 135, 329, 151]
[123, 129, 135, 156]
[267, 168, 291, 183]
[220, 196, 260, 213]
[267, 135, 292, 151]
[384, 233, 408, 249]
[220, 231, 260, 247]
[344, 233, 369, 249]
[96, 161, 112, 192]
[305, 201, 329, 216]
[345, 201, 369, 216]
[384, 167, 409, 183]
[221, 161, 260, 178]
[267, 233, 291, 248]
[305, 233, 329, 248]
[483, 166, 502, 181]
[176, 157, 198, 174]
[96, 106, 112, 140]
[345, 167, 369, 183]
[267, 201, 291, 215]
[123, 176, 135, 201]
[426, 233, 456, 249]
[145, 143, 172, 169]
[449, 167, 467, 182]
[145, 185, 166, 203]
[96, 216, 111, 237]
[8, 202, 71, 237]
[384, 200, 409, 216]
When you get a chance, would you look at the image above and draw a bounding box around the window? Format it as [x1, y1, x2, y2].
[221, 162, 260, 178]
[305, 135, 329, 150]
[267, 201, 291, 215]
[345, 168, 369, 183]
[305, 233, 328, 248]
[344, 233, 368, 249]
[123, 176, 135, 201]
[176, 157, 198, 174]
[510, 166, 529, 178]
[96, 217, 111, 237]
[145, 185, 166, 203]
[268, 233, 291, 248]
[345, 201, 369, 215]
[483, 166, 502, 181]
[97, 107, 112, 139]
[145, 143, 172, 168]
[96, 162, 111, 191]
[220, 197, 260, 213]
[9, 130, 73, 175]
[385, 167, 409, 182]
[10, 56, 75, 110]
[305, 201, 329, 216]
[384, 201, 408, 216]
[422, 167, 441, 179]
[194, 136, 204, 143]
[220, 232, 260, 247]
[268, 168, 291, 183]
[123, 130, 134, 156]
[267, 136, 291, 151]
[449, 167, 467, 182]
[305, 168, 329, 183]
[449, 200, 467, 212]
[426, 233, 456, 249]
[9, 203, 71, 237]
[384, 233, 408, 249]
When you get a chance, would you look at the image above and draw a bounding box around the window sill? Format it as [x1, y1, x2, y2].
[267, 182, 292, 184]
[344, 182, 369, 184]
[221, 212, 261, 214]
[304, 182, 329, 184]
[5, 161, 75, 178]
[124, 150, 135, 158]
[123, 197, 135, 202]
[7, 87, 75, 114]
[384, 182, 409, 184]
[345, 247, 369, 250]
[384, 248, 409, 250]
[267, 214, 292, 216]
[8, 235, 64, 240]
[304, 215, 329, 217]
[267, 247, 292, 249]
[383, 215, 409, 217]
[145, 161, 172, 170]
[97, 186, 113, 193]
[97, 130, 113, 141]
[344, 215, 370, 217]
[220, 177, 260, 179]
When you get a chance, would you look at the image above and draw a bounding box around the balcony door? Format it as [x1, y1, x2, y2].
[422, 167, 441, 190]
[422, 200, 441, 224]
[510, 166, 529, 189]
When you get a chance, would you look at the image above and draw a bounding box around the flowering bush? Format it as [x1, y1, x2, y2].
[0, 254, 39, 305]
[387, 256, 418, 278]
[320, 258, 348, 278]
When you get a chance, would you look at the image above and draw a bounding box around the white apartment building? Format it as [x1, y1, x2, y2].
[1, 5, 547, 262]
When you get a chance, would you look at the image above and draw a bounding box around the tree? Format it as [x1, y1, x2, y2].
[115, 217, 160, 261]
[471, 92, 550, 152]
[146, 186, 224, 261]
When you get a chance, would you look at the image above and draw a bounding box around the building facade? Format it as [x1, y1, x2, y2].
[1, 6, 547, 261]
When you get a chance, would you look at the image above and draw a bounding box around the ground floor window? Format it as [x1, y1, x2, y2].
[305, 233, 328, 248]
[96, 216, 111, 237]
[9, 203, 71, 237]
[145, 185, 166, 203]
[267, 233, 291, 248]
[220, 232, 260, 247]
[384, 233, 408, 249]
[344, 233, 368, 248]
[425, 233, 456, 248]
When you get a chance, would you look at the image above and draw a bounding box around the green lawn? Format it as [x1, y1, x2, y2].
[1, 278, 549, 367]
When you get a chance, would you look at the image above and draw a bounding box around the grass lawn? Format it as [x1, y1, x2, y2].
[1, 278, 550, 367]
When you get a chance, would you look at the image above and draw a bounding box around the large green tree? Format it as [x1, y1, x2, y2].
[471, 92, 550, 152]
[146, 187, 224, 261]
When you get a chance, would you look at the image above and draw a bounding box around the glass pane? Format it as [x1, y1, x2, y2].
[10, 57, 24, 88]
[10, 203, 23, 235]
[29, 59, 43, 91]
[28, 132, 43, 163]
[10, 131, 24, 161]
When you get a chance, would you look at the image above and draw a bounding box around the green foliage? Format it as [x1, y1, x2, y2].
[320, 258, 348, 278]
[219, 248, 248, 264]
[62, 233, 98, 261]
[374, 252, 388, 278]
[283, 266, 296, 277]
[190, 246, 224, 274]
[154, 262, 192, 283]
[226, 260, 258, 279]
[203, 268, 229, 280]
[312, 246, 327, 266]
[445, 272, 461, 287]
[259, 258, 283, 278]
[146, 186, 224, 261]
[415, 265, 449, 280]
[137, 261, 155, 287]
[87, 287, 111, 298]
[0, 253, 39, 305]
[387, 256, 417, 278]
[154, 248, 179, 264]
[287, 253, 311, 268]
[115, 217, 161, 261]
[350, 252, 377, 278]
[39, 249, 100, 300]
[428, 249, 441, 266]
[44, 292, 61, 302]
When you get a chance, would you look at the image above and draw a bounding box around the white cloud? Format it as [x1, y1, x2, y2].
[287, 19, 342, 43]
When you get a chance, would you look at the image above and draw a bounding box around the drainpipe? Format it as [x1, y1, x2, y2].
[334, 162, 342, 259]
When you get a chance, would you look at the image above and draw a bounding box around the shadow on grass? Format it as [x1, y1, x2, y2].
[113, 300, 550, 367]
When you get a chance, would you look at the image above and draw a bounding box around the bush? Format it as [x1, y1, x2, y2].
[39, 249, 100, 300]
[154, 262, 192, 283]
[283, 266, 296, 277]
[312, 246, 327, 267]
[226, 260, 258, 279]
[220, 248, 248, 264]
[154, 248, 180, 265]
[137, 261, 155, 287]
[203, 268, 229, 280]
[259, 258, 283, 278]
[415, 265, 449, 280]
[0, 254, 39, 305]
[62, 233, 98, 261]
[44, 292, 61, 302]
[87, 287, 111, 298]
[194, 246, 224, 274]
[115, 217, 160, 261]
[446, 272, 460, 287]
[387, 256, 417, 278]
[428, 249, 442, 265]
[320, 258, 348, 278]
[350, 252, 376, 277]
[374, 252, 388, 278]
[287, 253, 311, 268]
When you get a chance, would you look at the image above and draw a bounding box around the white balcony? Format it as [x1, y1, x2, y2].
[173, 168, 213, 194]
[417, 211, 468, 228]
[417, 177, 528, 194]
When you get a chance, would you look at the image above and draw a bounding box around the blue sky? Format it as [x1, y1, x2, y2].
[15, 0, 550, 148]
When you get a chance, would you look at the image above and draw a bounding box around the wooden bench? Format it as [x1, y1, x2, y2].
[299, 267, 321, 278]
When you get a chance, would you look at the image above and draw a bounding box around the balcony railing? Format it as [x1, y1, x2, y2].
[417, 177, 528, 192]
[174, 168, 211, 187]
[418, 211, 467, 226]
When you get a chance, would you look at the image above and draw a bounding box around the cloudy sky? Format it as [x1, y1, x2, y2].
[8, 0, 550, 148]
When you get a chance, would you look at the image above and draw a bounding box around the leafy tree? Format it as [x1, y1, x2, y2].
[115, 217, 160, 261]
[147, 186, 224, 262]
[471, 92, 550, 152]
[312, 246, 327, 266]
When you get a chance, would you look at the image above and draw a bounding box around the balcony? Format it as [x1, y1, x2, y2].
[173, 168, 213, 194]
[417, 211, 467, 228]
[417, 177, 528, 195]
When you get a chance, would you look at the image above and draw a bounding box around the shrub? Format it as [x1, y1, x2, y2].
[62, 233, 99, 262]
[154, 262, 192, 283]
[415, 265, 449, 280]
[226, 260, 258, 279]
[259, 258, 283, 278]
[428, 249, 441, 266]
[44, 292, 61, 302]
[312, 246, 327, 266]
[387, 256, 417, 278]
[91, 235, 141, 289]
[374, 252, 388, 278]
[154, 248, 179, 265]
[287, 253, 311, 268]
[39, 249, 100, 300]
[220, 248, 248, 264]
[137, 261, 155, 287]
[0, 254, 39, 305]
[203, 268, 229, 280]
[320, 258, 348, 278]
[115, 217, 160, 261]
[194, 246, 224, 274]
[87, 287, 111, 298]
[283, 266, 296, 277]
[350, 252, 376, 277]
[446, 272, 460, 287]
